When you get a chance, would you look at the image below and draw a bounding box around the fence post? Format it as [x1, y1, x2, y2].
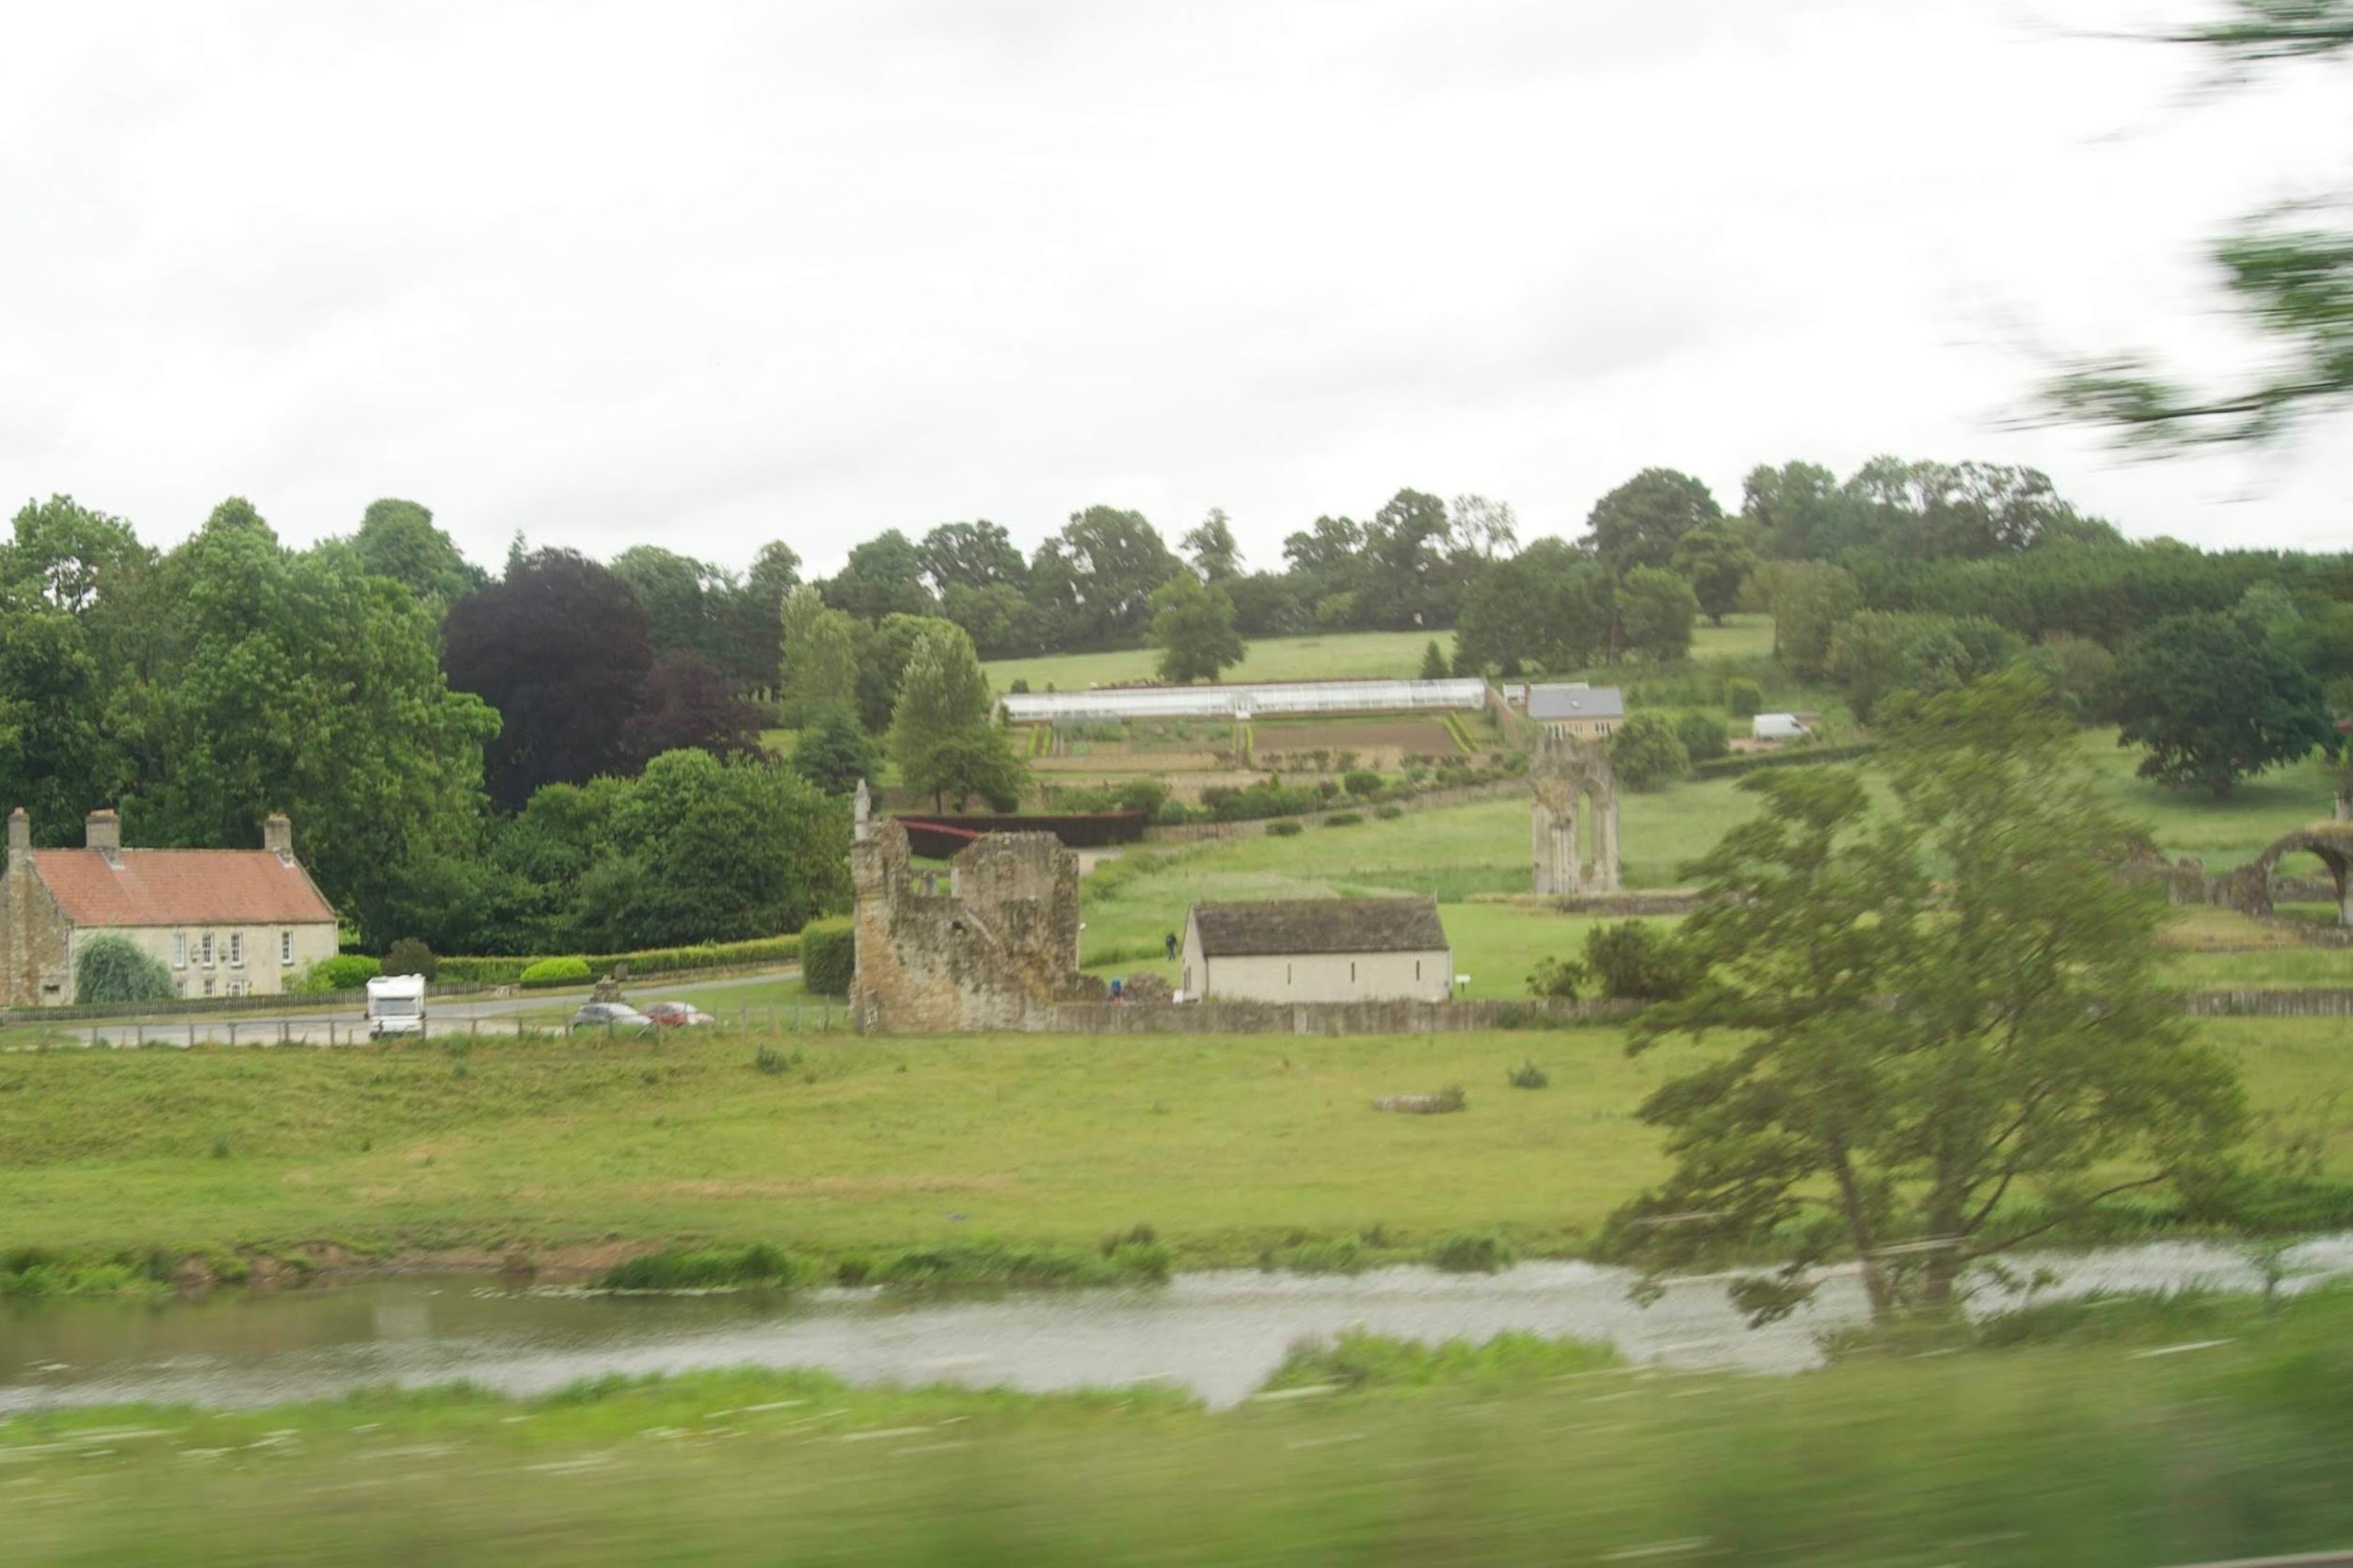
[472, 1016, 479, 1041]
[135, 1024, 143, 1048]
[188, 1021, 196, 1049]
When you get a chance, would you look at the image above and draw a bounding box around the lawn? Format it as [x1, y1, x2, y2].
[982, 616, 1779, 695]
[9, 1288, 2353, 1568]
[3, 1018, 2345, 1270]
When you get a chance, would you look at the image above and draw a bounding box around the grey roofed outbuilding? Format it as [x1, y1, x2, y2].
[1527, 685, 1625, 721]
[1188, 896, 1449, 957]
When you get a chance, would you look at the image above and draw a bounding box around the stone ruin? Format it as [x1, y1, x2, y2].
[2121, 824, 2353, 930]
[848, 781, 1104, 1032]
[1529, 733, 1620, 895]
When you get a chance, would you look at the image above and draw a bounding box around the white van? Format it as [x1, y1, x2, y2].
[365, 973, 428, 1039]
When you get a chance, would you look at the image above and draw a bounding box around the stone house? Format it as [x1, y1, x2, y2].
[2, 808, 340, 1008]
[1525, 684, 1624, 739]
[1180, 897, 1452, 1004]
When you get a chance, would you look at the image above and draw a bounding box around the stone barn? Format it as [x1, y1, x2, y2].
[1179, 897, 1452, 1004]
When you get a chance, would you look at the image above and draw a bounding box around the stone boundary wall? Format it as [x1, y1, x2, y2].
[1026, 989, 2353, 1034]
[1141, 780, 1524, 844]
[1471, 890, 1714, 917]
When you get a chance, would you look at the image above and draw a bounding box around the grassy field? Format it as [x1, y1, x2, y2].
[6, 1292, 2353, 1566]
[3, 1018, 2346, 1269]
[982, 616, 1779, 694]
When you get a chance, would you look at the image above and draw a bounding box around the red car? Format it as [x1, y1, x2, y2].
[643, 1000, 715, 1029]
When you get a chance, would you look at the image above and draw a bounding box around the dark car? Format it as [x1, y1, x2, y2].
[644, 1001, 715, 1029]
[568, 1001, 656, 1034]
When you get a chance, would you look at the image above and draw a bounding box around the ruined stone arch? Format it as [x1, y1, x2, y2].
[2228, 824, 2353, 927]
[1529, 734, 1620, 895]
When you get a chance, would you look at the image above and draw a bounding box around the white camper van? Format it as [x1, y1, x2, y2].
[365, 973, 428, 1039]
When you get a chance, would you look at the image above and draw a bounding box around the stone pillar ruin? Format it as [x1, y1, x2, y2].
[1529, 734, 1620, 895]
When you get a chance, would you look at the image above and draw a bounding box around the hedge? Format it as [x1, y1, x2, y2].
[438, 936, 804, 988]
[1692, 741, 1877, 780]
[520, 957, 593, 988]
[800, 919, 855, 998]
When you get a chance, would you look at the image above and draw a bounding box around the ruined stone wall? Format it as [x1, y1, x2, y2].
[850, 820, 1100, 1033]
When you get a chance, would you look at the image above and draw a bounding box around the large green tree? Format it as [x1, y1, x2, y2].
[2102, 610, 2334, 797]
[1616, 566, 1701, 662]
[1584, 469, 1722, 573]
[777, 584, 859, 726]
[1149, 573, 1245, 683]
[1180, 509, 1241, 582]
[1028, 507, 1180, 648]
[352, 499, 485, 616]
[1669, 517, 1757, 625]
[888, 628, 1027, 810]
[1609, 672, 2246, 1324]
[824, 530, 938, 621]
[1451, 540, 1614, 676]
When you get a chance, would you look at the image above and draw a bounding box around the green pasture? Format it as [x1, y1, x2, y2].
[2, 1017, 2345, 1269]
[982, 616, 1779, 695]
[9, 1287, 2353, 1568]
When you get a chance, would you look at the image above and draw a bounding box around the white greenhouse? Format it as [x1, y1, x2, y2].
[1000, 679, 1488, 725]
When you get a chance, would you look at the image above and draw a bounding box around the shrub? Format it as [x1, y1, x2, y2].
[1526, 956, 1587, 1000]
[1506, 1059, 1550, 1090]
[1430, 1084, 1468, 1113]
[1269, 1237, 1363, 1274]
[872, 1240, 1129, 1291]
[800, 918, 855, 997]
[1265, 818, 1305, 837]
[1608, 712, 1690, 791]
[381, 937, 438, 981]
[753, 1044, 799, 1076]
[1341, 768, 1384, 800]
[72, 934, 176, 1006]
[519, 956, 592, 988]
[1322, 811, 1363, 827]
[1724, 677, 1764, 718]
[596, 1243, 807, 1291]
[1673, 712, 1729, 764]
[1582, 920, 1692, 1001]
[1374, 802, 1404, 821]
[1263, 1329, 1620, 1392]
[1429, 1232, 1517, 1273]
[297, 953, 382, 994]
[1153, 798, 1197, 825]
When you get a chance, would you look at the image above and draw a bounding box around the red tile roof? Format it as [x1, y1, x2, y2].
[31, 849, 336, 928]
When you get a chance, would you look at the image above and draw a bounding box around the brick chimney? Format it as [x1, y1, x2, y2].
[7, 807, 27, 865]
[264, 812, 294, 861]
[85, 808, 121, 864]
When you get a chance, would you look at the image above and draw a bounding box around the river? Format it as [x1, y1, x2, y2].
[5, 1234, 2347, 1415]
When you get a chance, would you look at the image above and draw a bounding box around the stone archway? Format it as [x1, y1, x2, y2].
[1529, 734, 1619, 894]
[2228, 824, 2353, 927]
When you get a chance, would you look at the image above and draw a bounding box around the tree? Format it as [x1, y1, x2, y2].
[823, 530, 937, 621]
[1765, 562, 1863, 680]
[776, 585, 858, 726]
[442, 547, 649, 811]
[73, 933, 176, 1004]
[1669, 518, 1757, 625]
[1451, 541, 1614, 676]
[710, 538, 803, 693]
[1419, 640, 1449, 680]
[1448, 495, 1520, 561]
[620, 651, 769, 768]
[610, 545, 728, 662]
[1584, 469, 1721, 572]
[1149, 573, 1245, 683]
[1615, 567, 1700, 662]
[1181, 509, 1241, 581]
[1828, 610, 1944, 725]
[1035, 506, 1181, 647]
[1357, 488, 1453, 628]
[940, 581, 1041, 659]
[2040, 2, 2353, 447]
[919, 521, 1028, 595]
[1741, 460, 1856, 561]
[1674, 711, 1729, 763]
[2102, 611, 2334, 797]
[888, 628, 1026, 810]
[1607, 672, 2246, 1324]
[790, 710, 881, 796]
[854, 613, 967, 733]
[1608, 712, 1690, 791]
[352, 499, 485, 616]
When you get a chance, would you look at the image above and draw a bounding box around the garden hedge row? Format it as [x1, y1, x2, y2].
[436, 935, 805, 988]
[799, 919, 855, 998]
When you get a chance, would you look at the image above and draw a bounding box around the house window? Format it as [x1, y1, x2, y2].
[1350, 962, 1357, 984]
[229, 933, 244, 968]
[1286, 963, 1292, 985]
[200, 933, 215, 968]
[227, 978, 245, 998]
[172, 933, 187, 969]
[202, 976, 215, 997]
[280, 930, 294, 966]
[1416, 960, 1422, 982]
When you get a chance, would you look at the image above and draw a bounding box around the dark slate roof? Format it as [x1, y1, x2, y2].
[1190, 897, 1449, 957]
[1528, 685, 1624, 721]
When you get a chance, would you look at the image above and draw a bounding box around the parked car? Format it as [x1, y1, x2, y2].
[568, 1001, 656, 1034]
[644, 1000, 715, 1029]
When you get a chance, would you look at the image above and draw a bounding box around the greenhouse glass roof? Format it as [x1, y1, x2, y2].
[1000, 679, 1487, 724]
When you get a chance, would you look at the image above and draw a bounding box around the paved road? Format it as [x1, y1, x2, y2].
[26, 968, 827, 1048]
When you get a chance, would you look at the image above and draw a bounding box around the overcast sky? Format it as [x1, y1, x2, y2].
[4, 0, 2345, 578]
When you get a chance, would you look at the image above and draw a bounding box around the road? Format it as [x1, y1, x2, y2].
[22, 968, 824, 1048]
